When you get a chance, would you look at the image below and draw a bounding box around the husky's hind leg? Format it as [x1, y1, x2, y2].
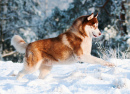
[38, 63, 52, 79]
[17, 58, 43, 80]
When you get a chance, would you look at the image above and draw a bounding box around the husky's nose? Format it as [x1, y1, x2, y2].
[99, 32, 101, 36]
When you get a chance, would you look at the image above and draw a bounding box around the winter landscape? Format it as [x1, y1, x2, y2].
[0, 0, 130, 94]
[0, 59, 130, 94]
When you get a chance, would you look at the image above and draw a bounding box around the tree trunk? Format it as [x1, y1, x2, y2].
[120, 1, 127, 35]
[0, 0, 3, 60]
[0, 24, 3, 60]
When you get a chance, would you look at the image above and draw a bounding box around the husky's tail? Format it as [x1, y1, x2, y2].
[11, 35, 28, 53]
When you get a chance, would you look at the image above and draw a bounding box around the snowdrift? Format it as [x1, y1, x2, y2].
[0, 58, 130, 94]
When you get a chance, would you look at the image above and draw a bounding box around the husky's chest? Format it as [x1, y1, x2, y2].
[81, 37, 92, 55]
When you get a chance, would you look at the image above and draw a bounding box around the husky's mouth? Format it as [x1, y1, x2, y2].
[92, 32, 97, 37]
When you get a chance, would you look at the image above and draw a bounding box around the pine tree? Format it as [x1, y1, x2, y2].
[0, 0, 44, 61]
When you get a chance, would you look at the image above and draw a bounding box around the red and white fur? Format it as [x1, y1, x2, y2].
[11, 13, 115, 80]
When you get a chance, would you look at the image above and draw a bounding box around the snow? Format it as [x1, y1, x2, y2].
[39, 0, 73, 16]
[0, 58, 130, 94]
[127, 38, 130, 45]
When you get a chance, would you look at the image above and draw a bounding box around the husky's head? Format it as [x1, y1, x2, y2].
[72, 13, 101, 38]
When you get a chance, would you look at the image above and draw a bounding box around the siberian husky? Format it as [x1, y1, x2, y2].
[11, 13, 115, 80]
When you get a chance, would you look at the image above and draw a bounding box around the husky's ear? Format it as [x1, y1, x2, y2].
[72, 15, 87, 28]
[94, 13, 98, 18]
[87, 13, 94, 20]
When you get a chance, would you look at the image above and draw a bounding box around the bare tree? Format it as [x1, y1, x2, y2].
[0, 0, 8, 60]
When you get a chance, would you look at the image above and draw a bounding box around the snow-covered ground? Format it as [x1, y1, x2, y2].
[0, 58, 130, 94]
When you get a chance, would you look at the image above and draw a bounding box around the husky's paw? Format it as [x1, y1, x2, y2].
[104, 62, 115, 67]
[8, 70, 19, 76]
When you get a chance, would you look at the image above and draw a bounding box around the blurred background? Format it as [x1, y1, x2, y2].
[0, 0, 130, 62]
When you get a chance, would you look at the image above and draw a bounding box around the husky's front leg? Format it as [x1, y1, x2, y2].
[80, 54, 115, 67]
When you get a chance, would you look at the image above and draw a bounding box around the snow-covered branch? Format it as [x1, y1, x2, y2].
[2, 51, 17, 57]
[96, 0, 113, 16]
